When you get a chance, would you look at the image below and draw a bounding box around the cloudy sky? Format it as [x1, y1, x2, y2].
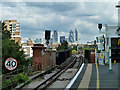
[1, 1, 119, 43]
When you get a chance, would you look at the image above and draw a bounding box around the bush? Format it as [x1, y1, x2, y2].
[2, 79, 11, 88]
[72, 50, 77, 54]
[2, 72, 29, 89]
[14, 73, 29, 83]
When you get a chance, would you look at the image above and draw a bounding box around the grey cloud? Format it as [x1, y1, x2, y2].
[2, 2, 26, 7]
[25, 2, 79, 12]
[2, 2, 118, 43]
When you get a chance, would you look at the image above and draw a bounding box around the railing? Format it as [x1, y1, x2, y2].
[2, 64, 42, 89]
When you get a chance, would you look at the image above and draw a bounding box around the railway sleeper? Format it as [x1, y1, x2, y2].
[57, 78, 72, 81]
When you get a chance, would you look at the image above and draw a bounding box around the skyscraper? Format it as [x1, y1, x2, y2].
[3, 20, 21, 45]
[75, 29, 78, 41]
[53, 30, 58, 43]
[69, 30, 74, 43]
[60, 36, 65, 43]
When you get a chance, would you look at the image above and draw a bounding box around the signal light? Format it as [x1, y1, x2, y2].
[98, 23, 102, 30]
[45, 30, 51, 40]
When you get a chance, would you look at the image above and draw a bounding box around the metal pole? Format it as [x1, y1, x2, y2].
[108, 31, 112, 71]
[105, 24, 112, 71]
[105, 24, 108, 64]
[95, 48, 97, 64]
[46, 40, 49, 50]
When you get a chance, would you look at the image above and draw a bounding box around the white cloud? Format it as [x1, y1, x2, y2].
[2, 2, 118, 44]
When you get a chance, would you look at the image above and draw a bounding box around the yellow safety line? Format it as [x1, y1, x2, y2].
[96, 64, 99, 90]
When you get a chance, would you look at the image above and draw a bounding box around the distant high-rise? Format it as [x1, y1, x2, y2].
[53, 30, 58, 43]
[75, 29, 78, 41]
[65, 37, 69, 42]
[69, 30, 74, 43]
[3, 20, 21, 45]
[34, 38, 42, 44]
[60, 36, 65, 43]
[22, 38, 34, 57]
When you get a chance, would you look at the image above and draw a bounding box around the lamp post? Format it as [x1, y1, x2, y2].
[116, 2, 120, 35]
[98, 24, 112, 71]
[98, 24, 104, 65]
[116, 2, 120, 25]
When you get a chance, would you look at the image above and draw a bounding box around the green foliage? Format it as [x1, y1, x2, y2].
[2, 38, 28, 74]
[2, 22, 28, 74]
[57, 40, 68, 51]
[72, 50, 77, 54]
[2, 79, 11, 88]
[53, 66, 56, 70]
[15, 73, 29, 83]
[26, 57, 33, 65]
[81, 48, 95, 51]
[70, 46, 77, 50]
[80, 45, 96, 51]
[2, 73, 30, 89]
[2, 22, 11, 40]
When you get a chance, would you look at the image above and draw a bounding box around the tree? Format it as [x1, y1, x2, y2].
[70, 46, 77, 51]
[2, 22, 28, 74]
[2, 22, 11, 39]
[57, 40, 68, 51]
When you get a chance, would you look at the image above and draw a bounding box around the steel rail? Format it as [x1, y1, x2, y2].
[34, 56, 77, 90]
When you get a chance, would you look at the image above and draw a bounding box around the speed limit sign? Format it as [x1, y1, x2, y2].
[4, 57, 18, 70]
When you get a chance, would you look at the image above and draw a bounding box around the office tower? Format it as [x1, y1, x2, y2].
[69, 30, 74, 43]
[65, 37, 69, 42]
[53, 30, 58, 43]
[75, 29, 78, 41]
[3, 20, 21, 45]
[60, 36, 65, 43]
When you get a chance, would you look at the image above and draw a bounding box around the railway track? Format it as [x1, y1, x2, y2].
[36, 54, 84, 90]
[21, 54, 84, 90]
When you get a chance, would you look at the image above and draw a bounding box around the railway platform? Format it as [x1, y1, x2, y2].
[68, 63, 120, 90]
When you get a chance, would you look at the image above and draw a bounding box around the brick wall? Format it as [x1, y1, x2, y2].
[32, 44, 56, 71]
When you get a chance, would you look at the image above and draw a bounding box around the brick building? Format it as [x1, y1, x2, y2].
[32, 44, 56, 71]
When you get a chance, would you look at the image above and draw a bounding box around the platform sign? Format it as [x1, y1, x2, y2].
[98, 36, 104, 50]
[4, 57, 17, 70]
[97, 52, 104, 65]
[99, 58, 103, 62]
[100, 53, 104, 59]
[97, 53, 100, 59]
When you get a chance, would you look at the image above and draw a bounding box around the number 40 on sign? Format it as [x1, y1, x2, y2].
[4, 57, 18, 71]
